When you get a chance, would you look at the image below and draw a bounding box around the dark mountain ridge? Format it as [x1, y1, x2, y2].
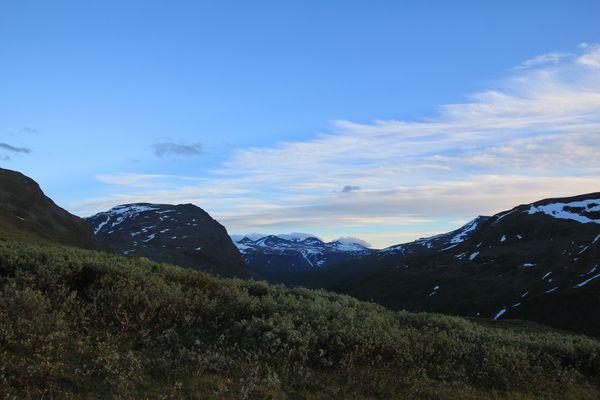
[0, 167, 107, 251]
[328, 192, 600, 336]
[86, 203, 255, 278]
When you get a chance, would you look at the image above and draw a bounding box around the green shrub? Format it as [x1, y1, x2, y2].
[0, 239, 599, 399]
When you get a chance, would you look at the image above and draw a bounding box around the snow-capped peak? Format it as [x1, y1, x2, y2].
[330, 241, 368, 252]
[232, 234, 372, 256]
[104, 203, 161, 217]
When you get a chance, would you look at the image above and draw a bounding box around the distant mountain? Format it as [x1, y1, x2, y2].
[0, 167, 107, 251]
[233, 234, 374, 279]
[330, 192, 600, 336]
[86, 203, 255, 278]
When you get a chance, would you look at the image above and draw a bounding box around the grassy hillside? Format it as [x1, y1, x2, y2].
[0, 168, 108, 251]
[1, 240, 600, 399]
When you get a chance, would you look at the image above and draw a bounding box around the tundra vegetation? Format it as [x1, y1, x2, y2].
[1, 240, 599, 399]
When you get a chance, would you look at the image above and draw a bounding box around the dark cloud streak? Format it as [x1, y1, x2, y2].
[341, 185, 360, 193]
[0, 143, 31, 154]
[152, 141, 203, 157]
[19, 127, 38, 134]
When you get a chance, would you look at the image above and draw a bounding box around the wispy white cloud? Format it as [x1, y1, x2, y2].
[514, 52, 567, 70]
[74, 44, 600, 247]
[96, 173, 176, 187]
[577, 46, 600, 67]
[95, 173, 206, 187]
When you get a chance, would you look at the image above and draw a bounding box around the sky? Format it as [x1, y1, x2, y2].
[2, 1, 600, 248]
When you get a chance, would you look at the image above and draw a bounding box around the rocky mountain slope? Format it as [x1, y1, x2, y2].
[86, 203, 255, 278]
[0, 167, 107, 251]
[378, 215, 491, 257]
[329, 192, 600, 337]
[233, 235, 374, 279]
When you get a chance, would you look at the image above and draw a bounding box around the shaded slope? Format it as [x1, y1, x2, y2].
[331, 193, 600, 337]
[0, 167, 107, 251]
[86, 203, 255, 278]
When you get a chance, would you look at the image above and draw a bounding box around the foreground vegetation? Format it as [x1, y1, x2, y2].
[1, 240, 599, 399]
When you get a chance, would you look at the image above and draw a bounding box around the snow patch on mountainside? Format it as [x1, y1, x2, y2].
[527, 199, 600, 224]
[495, 208, 517, 222]
[575, 273, 600, 288]
[89, 204, 161, 234]
[450, 218, 480, 244]
[494, 308, 507, 320]
[542, 272, 552, 280]
[106, 204, 160, 217]
[94, 217, 110, 234]
[428, 285, 440, 296]
[331, 241, 369, 252]
[381, 244, 407, 253]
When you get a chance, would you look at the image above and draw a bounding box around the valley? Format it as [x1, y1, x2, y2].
[1, 167, 599, 399]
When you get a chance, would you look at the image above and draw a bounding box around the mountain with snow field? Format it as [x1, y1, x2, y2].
[232, 234, 375, 279]
[82, 192, 600, 336]
[325, 192, 600, 336]
[85, 203, 255, 278]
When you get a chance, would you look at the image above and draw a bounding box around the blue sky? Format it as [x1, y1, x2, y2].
[2, 1, 600, 247]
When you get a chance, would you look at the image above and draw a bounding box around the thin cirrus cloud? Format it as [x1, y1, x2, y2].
[76, 44, 600, 247]
[577, 46, 600, 67]
[152, 141, 204, 157]
[18, 127, 38, 135]
[95, 172, 207, 187]
[514, 52, 567, 69]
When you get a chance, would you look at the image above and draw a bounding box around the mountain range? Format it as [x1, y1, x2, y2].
[324, 192, 600, 336]
[80, 187, 600, 336]
[232, 234, 374, 279]
[1, 166, 599, 337]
